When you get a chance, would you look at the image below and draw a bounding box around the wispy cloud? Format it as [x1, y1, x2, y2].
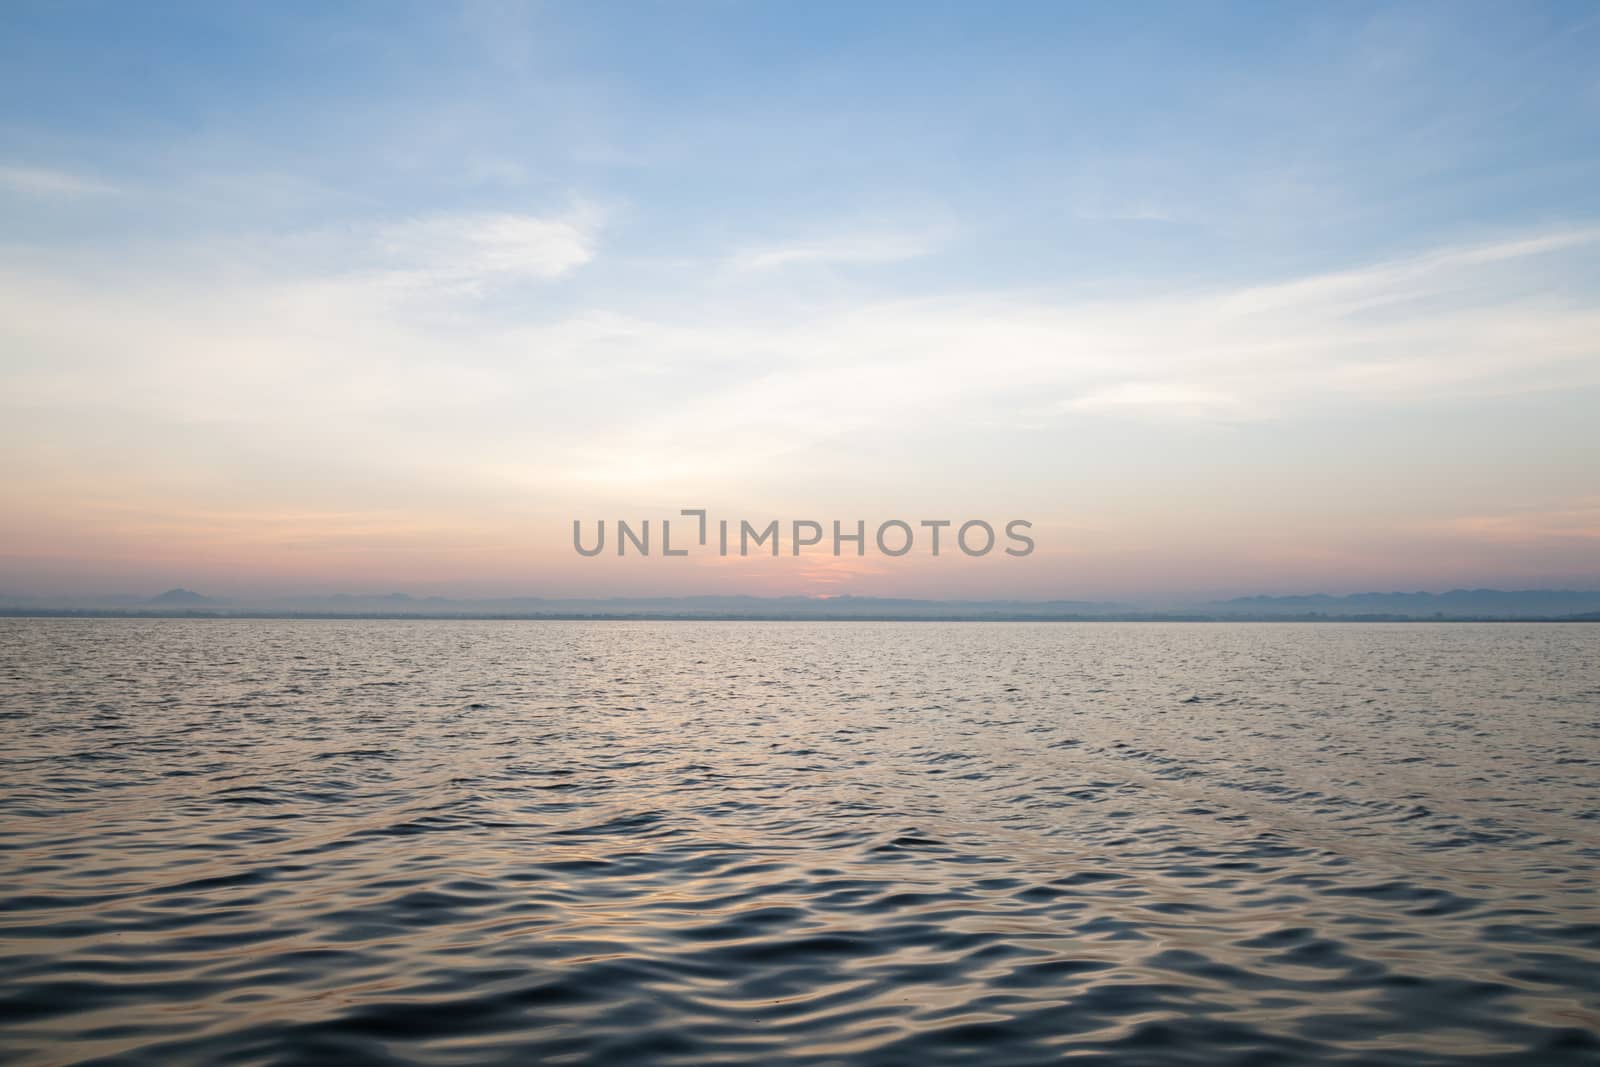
[1433, 501, 1600, 544]
[731, 232, 938, 272]
[0, 164, 118, 197]
[1064, 383, 1255, 420]
[1217, 227, 1600, 318]
[564, 226, 1600, 480]
[374, 209, 601, 291]
[2, 222, 1597, 502]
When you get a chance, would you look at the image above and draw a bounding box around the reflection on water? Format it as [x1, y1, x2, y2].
[0, 619, 1597, 1065]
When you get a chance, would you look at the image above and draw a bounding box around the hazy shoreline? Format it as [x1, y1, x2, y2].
[6, 609, 1599, 623]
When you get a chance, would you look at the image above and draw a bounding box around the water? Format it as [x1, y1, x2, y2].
[1, 619, 1597, 1065]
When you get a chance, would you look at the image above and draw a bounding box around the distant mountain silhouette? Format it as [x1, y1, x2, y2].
[147, 588, 215, 605]
[3, 587, 1598, 620]
[1204, 589, 1600, 618]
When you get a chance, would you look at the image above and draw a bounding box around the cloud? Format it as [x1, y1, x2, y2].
[374, 209, 600, 291]
[1434, 501, 1600, 544]
[2, 220, 1598, 500]
[1064, 383, 1254, 420]
[1216, 227, 1600, 319]
[561, 225, 1600, 481]
[731, 232, 937, 271]
[0, 164, 118, 197]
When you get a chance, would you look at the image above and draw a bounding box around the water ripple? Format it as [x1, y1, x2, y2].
[0, 619, 1597, 1065]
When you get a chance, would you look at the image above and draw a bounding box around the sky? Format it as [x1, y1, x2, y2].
[2, 1, 1598, 602]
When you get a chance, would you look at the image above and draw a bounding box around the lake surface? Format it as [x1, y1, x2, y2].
[1, 619, 1597, 1065]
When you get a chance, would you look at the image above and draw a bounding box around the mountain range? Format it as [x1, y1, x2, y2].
[3, 588, 1599, 621]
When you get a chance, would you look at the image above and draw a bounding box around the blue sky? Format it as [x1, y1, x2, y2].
[2, 2, 1598, 599]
